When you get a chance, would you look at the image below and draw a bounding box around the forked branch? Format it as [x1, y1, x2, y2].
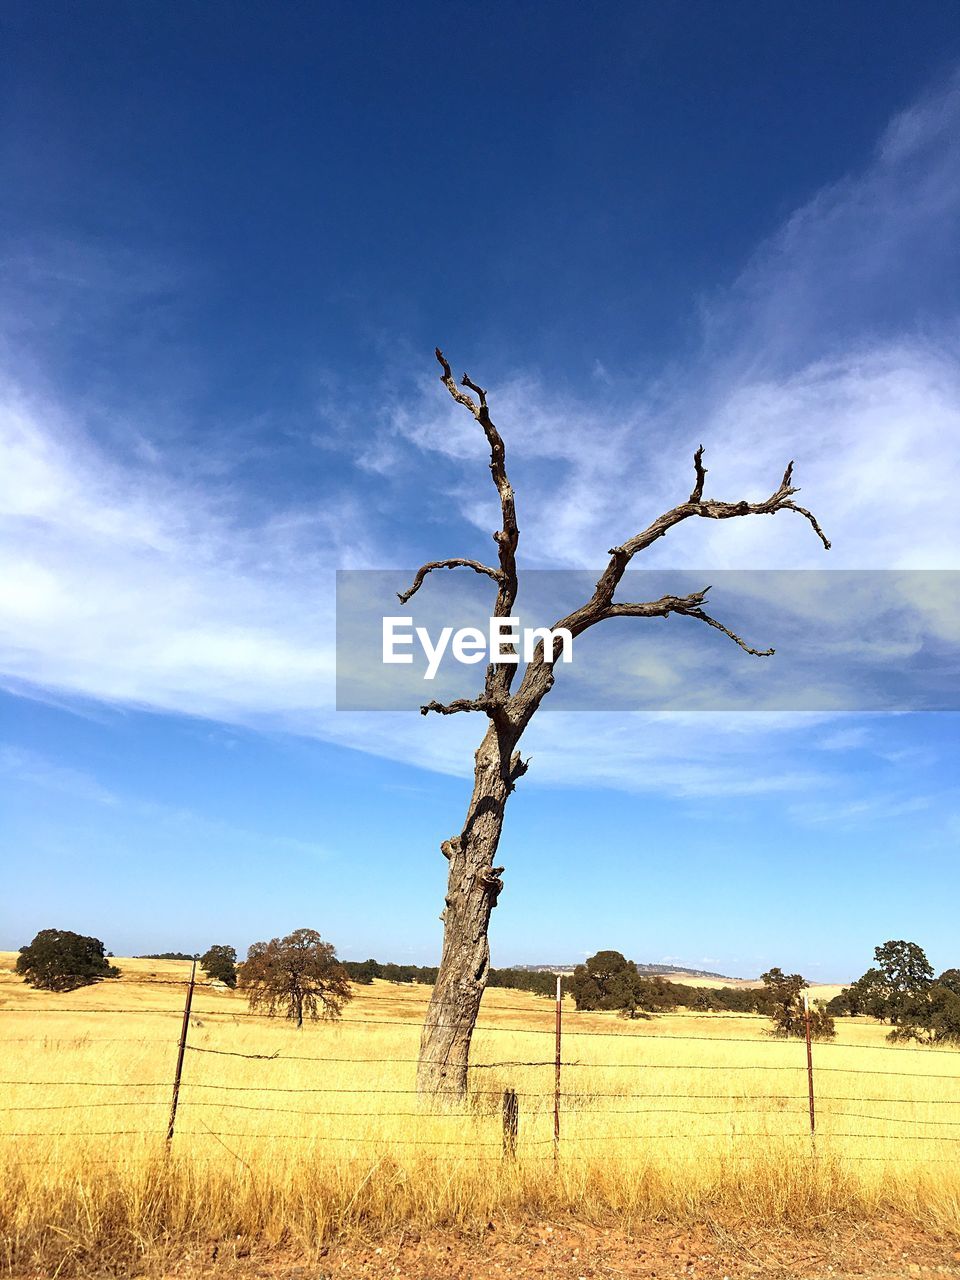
[508, 442, 830, 722]
[588, 452, 830, 617]
[555, 448, 830, 631]
[406, 355, 831, 732]
[602, 590, 775, 656]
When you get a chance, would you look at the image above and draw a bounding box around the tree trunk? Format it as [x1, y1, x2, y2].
[416, 722, 513, 1101]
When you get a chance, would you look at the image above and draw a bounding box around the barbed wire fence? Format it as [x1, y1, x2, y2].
[3, 970, 960, 1170]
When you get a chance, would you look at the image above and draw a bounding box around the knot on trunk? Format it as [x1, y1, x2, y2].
[479, 865, 505, 904]
[441, 836, 462, 861]
[507, 751, 530, 791]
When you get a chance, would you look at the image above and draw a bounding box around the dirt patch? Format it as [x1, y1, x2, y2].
[303, 1220, 960, 1280]
[20, 1218, 953, 1280]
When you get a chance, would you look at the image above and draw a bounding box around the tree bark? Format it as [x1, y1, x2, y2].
[416, 722, 514, 1100]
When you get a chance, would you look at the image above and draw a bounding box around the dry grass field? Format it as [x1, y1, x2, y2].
[2, 953, 960, 1276]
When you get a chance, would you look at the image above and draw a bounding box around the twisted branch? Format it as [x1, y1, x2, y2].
[681, 607, 775, 657]
[435, 347, 520, 705]
[420, 697, 491, 717]
[781, 500, 831, 551]
[398, 559, 503, 605]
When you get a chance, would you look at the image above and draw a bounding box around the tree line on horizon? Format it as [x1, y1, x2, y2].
[566, 950, 837, 1039]
[566, 940, 960, 1045]
[15, 929, 960, 1046]
[10, 929, 826, 1036]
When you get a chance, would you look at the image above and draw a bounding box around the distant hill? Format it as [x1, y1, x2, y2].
[636, 962, 740, 981]
[513, 961, 741, 981]
[136, 952, 196, 961]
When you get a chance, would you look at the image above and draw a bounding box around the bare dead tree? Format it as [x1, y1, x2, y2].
[406, 349, 831, 1100]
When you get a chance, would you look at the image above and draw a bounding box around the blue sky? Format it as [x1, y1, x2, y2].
[2, 3, 959, 980]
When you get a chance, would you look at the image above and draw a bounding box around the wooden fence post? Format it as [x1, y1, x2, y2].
[554, 973, 562, 1163]
[803, 993, 816, 1147]
[166, 958, 196, 1143]
[502, 1088, 518, 1159]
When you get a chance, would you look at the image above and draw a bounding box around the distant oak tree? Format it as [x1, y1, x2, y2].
[760, 967, 835, 1040]
[847, 967, 892, 1019]
[872, 939, 933, 1023]
[834, 940, 954, 1045]
[570, 951, 648, 1017]
[889, 983, 960, 1047]
[937, 968, 960, 998]
[837, 941, 935, 1024]
[348, 958, 382, 985]
[405, 349, 830, 1099]
[238, 929, 352, 1027]
[16, 928, 120, 992]
[200, 944, 238, 988]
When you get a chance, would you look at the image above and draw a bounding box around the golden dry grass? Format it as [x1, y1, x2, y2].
[2, 953, 959, 1275]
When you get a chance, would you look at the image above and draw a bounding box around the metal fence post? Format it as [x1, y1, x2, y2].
[166, 958, 196, 1143]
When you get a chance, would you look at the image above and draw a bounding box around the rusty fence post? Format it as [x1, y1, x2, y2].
[502, 1088, 518, 1159]
[554, 973, 562, 1163]
[803, 993, 816, 1149]
[166, 958, 197, 1143]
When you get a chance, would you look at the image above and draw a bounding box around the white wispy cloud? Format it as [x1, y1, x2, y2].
[384, 79, 960, 577]
[323, 708, 839, 799]
[2, 73, 960, 797]
[0, 744, 118, 806]
[788, 792, 935, 830]
[0, 377, 342, 721]
[817, 726, 872, 752]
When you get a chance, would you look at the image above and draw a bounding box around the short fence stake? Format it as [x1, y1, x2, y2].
[554, 973, 562, 1163]
[803, 993, 816, 1149]
[166, 958, 196, 1143]
[502, 1088, 518, 1159]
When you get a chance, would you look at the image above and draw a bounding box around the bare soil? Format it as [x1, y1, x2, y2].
[270, 1221, 960, 1280]
[20, 1218, 956, 1280]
